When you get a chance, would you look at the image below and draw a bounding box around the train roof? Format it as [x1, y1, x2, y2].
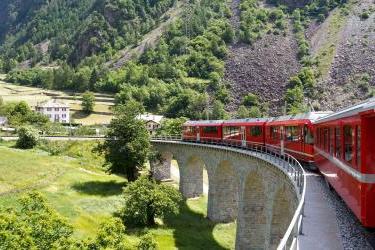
[223, 117, 270, 125]
[315, 98, 375, 124]
[268, 112, 333, 123]
[183, 120, 224, 126]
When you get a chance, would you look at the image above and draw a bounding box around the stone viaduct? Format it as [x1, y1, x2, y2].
[151, 140, 302, 250]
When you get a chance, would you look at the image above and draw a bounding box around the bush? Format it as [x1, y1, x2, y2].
[360, 11, 370, 20]
[242, 93, 259, 107]
[16, 126, 39, 149]
[120, 176, 182, 227]
[138, 233, 158, 250]
[0, 192, 74, 249]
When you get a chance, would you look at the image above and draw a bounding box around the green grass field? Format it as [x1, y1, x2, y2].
[0, 141, 236, 249]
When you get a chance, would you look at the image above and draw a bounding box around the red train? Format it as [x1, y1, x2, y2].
[181, 98, 375, 227]
[182, 113, 330, 163]
[314, 98, 375, 227]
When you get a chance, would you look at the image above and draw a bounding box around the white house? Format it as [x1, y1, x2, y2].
[0, 117, 7, 127]
[137, 114, 164, 135]
[35, 99, 70, 123]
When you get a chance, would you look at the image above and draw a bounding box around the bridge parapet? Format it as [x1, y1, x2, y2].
[151, 136, 306, 250]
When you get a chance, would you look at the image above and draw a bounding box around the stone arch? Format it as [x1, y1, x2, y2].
[236, 171, 267, 250]
[208, 160, 239, 222]
[179, 155, 205, 198]
[270, 185, 296, 249]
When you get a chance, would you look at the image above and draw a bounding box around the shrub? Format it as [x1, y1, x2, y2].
[120, 176, 182, 227]
[16, 126, 39, 149]
[137, 233, 158, 250]
[360, 11, 370, 20]
[242, 93, 259, 107]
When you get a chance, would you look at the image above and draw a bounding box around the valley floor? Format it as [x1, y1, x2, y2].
[0, 141, 236, 249]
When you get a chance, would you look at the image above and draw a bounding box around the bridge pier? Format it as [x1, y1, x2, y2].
[150, 151, 172, 181]
[179, 156, 204, 198]
[208, 160, 239, 222]
[235, 171, 272, 250]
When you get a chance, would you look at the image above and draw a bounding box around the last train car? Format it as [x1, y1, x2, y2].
[182, 120, 223, 143]
[265, 112, 332, 163]
[222, 118, 269, 147]
[314, 98, 375, 227]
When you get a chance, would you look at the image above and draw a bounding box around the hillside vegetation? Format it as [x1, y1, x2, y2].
[0, 0, 374, 118]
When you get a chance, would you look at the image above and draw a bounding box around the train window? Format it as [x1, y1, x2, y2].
[330, 128, 334, 155]
[270, 126, 280, 140]
[184, 127, 195, 133]
[203, 126, 218, 133]
[344, 126, 353, 164]
[324, 128, 329, 152]
[304, 125, 314, 145]
[316, 128, 321, 146]
[356, 126, 361, 167]
[335, 127, 341, 158]
[250, 126, 262, 137]
[285, 126, 300, 142]
[224, 126, 239, 137]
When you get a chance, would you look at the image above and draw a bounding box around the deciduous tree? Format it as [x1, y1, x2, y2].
[95, 101, 150, 181]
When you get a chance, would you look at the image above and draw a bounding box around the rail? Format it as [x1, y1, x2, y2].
[151, 135, 306, 250]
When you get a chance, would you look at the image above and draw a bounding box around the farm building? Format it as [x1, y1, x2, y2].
[35, 99, 70, 123]
[137, 114, 164, 135]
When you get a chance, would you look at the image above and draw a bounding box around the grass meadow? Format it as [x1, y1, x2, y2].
[0, 140, 236, 249]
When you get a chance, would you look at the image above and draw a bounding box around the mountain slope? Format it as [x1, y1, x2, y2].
[311, 0, 375, 110]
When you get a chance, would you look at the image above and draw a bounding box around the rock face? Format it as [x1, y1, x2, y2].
[225, 28, 301, 115]
[273, 0, 312, 8]
[225, 0, 301, 115]
[314, 0, 375, 111]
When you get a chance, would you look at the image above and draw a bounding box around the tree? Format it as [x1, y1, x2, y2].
[236, 105, 250, 118]
[95, 101, 150, 181]
[211, 100, 228, 119]
[285, 86, 308, 115]
[0, 192, 74, 249]
[156, 117, 187, 136]
[120, 176, 182, 226]
[16, 126, 40, 149]
[82, 91, 95, 114]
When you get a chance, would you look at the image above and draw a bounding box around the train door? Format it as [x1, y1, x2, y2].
[197, 127, 200, 142]
[280, 126, 285, 155]
[241, 126, 246, 146]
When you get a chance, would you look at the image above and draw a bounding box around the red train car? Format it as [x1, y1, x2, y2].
[265, 112, 331, 163]
[314, 98, 375, 227]
[182, 120, 223, 143]
[222, 118, 269, 147]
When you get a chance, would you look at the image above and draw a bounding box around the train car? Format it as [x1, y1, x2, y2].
[182, 120, 223, 143]
[265, 112, 332, 163]
[314, 98, 375, 227]
[222, 118, 269, 147]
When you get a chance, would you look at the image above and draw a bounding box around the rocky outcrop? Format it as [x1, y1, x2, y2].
[225, 25, 301, 115]
[313, 0, 375, 111]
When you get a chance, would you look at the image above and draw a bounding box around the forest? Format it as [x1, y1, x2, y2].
[0, 0, 351, 118]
